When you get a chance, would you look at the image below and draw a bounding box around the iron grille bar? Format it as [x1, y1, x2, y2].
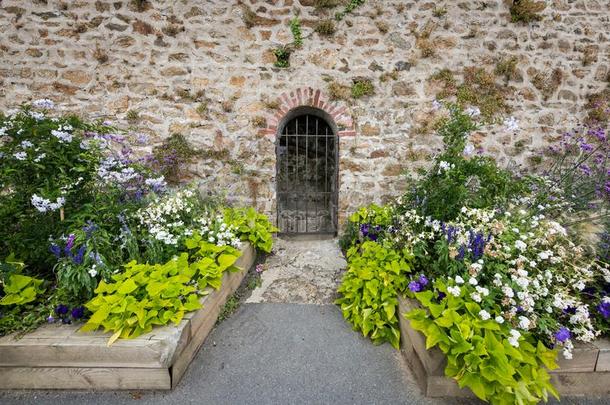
[277, 113, 337, 234]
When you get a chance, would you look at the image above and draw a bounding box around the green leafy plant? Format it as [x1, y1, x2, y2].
[273, 47, 291, 68]
[351, 78, 374, 99]
[223, 207, 278, 253]
[335, 0, 365, 21]
[81, 236, 241, 344]
[339, 204, 394, 251]
[336, 241, 412, 349]
[290, 17, 303, 47]
[0, 274, 45, 306]
[406, 281, 559, 404]
[315, 19, 336, 36]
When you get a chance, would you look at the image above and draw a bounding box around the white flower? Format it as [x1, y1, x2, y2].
[471, 292, 482, 302]
[514, 240, 527, 251]
[495, 316, 504, 324]
[88, 265, 98, 278]
[29, 111, 45, 121]
[508, 329, 521, 347]
[20, 140, 34, 148]
[518, 316, 531, 330]
[447, 286, 461, 297]
[463, 143, 475, 156]
[562, 348, 573, 360]
[455, 275, 464, 284]
[469, 277, 478, 286]
[51, 129, 73, 143]
[30, 194, 65, 213]
[479, 310, 491, 321]
[504, 116, 519, 132]
[465, 106, 480, 117]
[32, 98, 55, 109]
[13, 151, 27, 160]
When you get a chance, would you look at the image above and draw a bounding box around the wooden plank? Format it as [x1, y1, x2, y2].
[0, 367, 170, 390]
[170, 247, 254, 388]
[593, 338, 610, 372]
[398, 295, 446, 375]
[554, 341, 599, 372]
[551, 371, 610, 396]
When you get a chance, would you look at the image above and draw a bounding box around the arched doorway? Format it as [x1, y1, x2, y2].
[276, 107, 338, 235]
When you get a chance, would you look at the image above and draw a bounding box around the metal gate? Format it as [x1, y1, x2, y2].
[276, 113, 338, 235]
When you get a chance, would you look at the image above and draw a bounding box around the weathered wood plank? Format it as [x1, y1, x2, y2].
[554, 341, 599, 372]
[398, 295, 446, 375]
[551, 371, 610, 396]
[0, 367, 170, 390]
[170, 247, 253, 388]
[593, 338, 610, 372]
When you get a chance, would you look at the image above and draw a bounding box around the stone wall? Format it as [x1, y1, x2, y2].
[0, 0, 608, 228]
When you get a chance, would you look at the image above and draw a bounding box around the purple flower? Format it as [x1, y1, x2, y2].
[437, 291, 446, 301]
[46, 315, 55, 323]
[554, 326, 571, 343]
[408, 281, 423, 293]
[255, 264, 264, 274]
[83, 221, 98, 238]
[597, 301, 610, 319]
[65, 234, 75, 254]
[55, 304, 69, 315]
[418, 275, 429, 287]
[71, 306, 85, 320]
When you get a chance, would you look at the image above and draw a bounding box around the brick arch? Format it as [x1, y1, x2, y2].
[258, 87, 355, 138]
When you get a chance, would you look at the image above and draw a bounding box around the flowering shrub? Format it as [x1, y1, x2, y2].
[0, 102, 277, 337]
[0, 103, 161, 271]
[337, 104, 610, 403]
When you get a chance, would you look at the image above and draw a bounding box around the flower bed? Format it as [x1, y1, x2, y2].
[336, 103, 610, 404]
[398, 295, 610, 398]
[0, 102, 278, 388]
[0, 242, 255, 390]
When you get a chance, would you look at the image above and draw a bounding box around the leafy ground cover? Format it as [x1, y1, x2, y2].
[0, 101, 277, 339]
[337, 103, 610, 404]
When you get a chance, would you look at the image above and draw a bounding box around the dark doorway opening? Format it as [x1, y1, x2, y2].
[276, 111, 338, 235]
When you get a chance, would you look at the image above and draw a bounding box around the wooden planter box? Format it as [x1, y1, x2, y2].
[0, 243, 256, 390]
[398, 295, 610, 398]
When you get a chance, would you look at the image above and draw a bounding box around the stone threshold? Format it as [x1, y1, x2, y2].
[0, 243, 256, 390]
[398, 295, 610, 398]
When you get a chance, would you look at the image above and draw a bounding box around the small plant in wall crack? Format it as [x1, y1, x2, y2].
[273, 46, 291, 68]
[290, 16, 303, 48]
[335, 0, 365, 21]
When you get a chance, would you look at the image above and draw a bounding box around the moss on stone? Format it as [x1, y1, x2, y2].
[315, 19, 336, 36]
[509, 0, 545, 23]
[351, 78, 375, 99]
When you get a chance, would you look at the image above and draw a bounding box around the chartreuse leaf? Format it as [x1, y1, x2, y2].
[0, 274, 45, 306]
[82, 237, 243, 344]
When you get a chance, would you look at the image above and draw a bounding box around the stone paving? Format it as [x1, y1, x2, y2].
[246, 237, 346, 305]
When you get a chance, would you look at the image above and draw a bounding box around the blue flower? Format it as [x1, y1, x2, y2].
[83, 221, 98, 238]
[418, 274, 429, 287]
[554, 327, 571, 343]
[408, 281, 422, 293]
[49, 244, 61, 258]
[55, 304, 69, 315]
[72, 245, 86, 265]
[598, 301, 610, 319]
[71, 306, 85, 320]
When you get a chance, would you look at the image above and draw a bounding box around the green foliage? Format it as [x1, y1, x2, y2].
[401, 105, 528, 221]
[0, 274, 45, 306]
[336, 241, 412, 349]
[152, 133, 200, 184]
[351, 78, 375, 99]
[289, 17, 303, 47]
[81, 237, 241, 344]
[335, 0, 365, 21]
[510, 0, 546, 23]
[406, 281, 559, 404]
[273, 47, 291, 68]
[223, 207, 278, 253]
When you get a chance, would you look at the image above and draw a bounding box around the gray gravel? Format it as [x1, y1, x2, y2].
[0, 303, 608, 405]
